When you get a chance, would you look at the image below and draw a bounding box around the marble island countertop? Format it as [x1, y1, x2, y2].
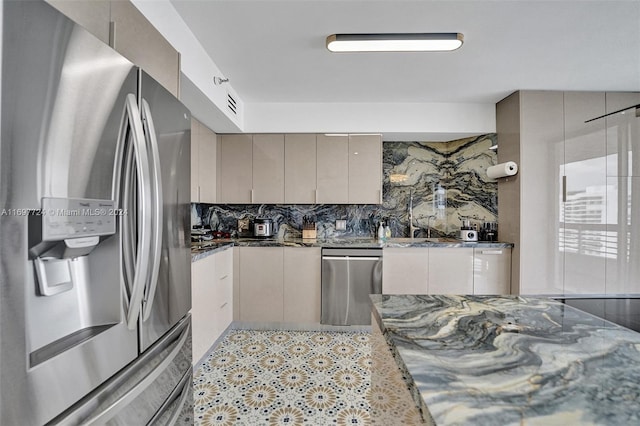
[370, 294, 640, 426]
[191, 237, 513, 262]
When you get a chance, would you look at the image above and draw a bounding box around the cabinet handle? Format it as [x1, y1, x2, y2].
[197, 185, 201, 202]
[220, 274, 228, 280]
[314, 189, 318, 204]
[250, 189, 254, 203]
[481, 250, 503, 255]
[220, 302, 228, 309]
[562, 176, 567, 203]
[379, 189, 382, 204]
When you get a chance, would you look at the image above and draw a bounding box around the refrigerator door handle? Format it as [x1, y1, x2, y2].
[82, 320, 190, 426]
[119, 134, 136, 310]
[140, 98, 164, 321]
[118, 93, 153, 330]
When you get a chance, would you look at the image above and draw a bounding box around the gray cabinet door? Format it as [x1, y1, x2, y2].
[110, 1, 180, 97]
[45, 0, 111, 43]
[190, 118, 200, 201]
[348, 134, 382, 204]
[285, 134, 317, 203]
[473, 248, 511, 294]
[218, 134, 253, 203]
[284, 247, 321, 323]
[239, 247, 284, 322]
[198, 124, 217, 203]
[317, 134, 349, 203]
[253, 134, 285, 203]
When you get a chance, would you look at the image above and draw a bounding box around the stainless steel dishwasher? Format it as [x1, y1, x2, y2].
[321, 248, 383, 326]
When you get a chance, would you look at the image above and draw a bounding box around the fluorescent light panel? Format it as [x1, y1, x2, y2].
[326, 33, 463, 52]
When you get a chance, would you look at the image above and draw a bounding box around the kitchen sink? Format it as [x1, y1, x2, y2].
[387, 237, 461, 243]
[386, 238, 431, 243]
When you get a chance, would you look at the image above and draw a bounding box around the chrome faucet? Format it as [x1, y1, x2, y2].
[409, 189, 418, 238]
[426, 215, 437, 238]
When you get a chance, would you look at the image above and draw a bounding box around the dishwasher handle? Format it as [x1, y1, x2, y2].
[322, 256, 381, 261]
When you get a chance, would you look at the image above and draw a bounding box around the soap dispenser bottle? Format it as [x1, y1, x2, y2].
[377, 221, 385, 240]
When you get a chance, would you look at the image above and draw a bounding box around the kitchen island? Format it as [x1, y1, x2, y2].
[370, 294, 640, 425]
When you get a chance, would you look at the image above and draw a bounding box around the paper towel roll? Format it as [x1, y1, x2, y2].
[487, 161, 518, 179]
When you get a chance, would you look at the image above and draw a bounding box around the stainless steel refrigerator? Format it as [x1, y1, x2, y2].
[1, 2, 193, 424]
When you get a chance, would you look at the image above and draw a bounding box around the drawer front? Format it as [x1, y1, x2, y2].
[215, 247, 233, 280]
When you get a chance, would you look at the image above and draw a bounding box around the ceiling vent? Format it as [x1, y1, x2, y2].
[227, 93, 237, 115]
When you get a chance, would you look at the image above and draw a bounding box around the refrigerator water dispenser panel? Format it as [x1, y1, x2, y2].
[40, 197, 116, 240]
[28, 197, 117, 296]
[29, 197, 116, 256]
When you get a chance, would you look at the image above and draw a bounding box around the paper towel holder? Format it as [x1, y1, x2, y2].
[487, 161, 518, 179]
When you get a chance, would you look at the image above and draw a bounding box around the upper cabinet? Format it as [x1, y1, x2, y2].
[45, 0, 180, 98]
[110, 1, 180, 98]
[316, 135, 349, 204]
[218, 135, 253, 203]
[217, 134, 283, 204]
[46, 0, 111, 43]
[285, 134, 317, 204]
[190, 119, 200, 201]
[348, 134, 382, 204]
[191, 119, 217, 203]
[252, 134, 285, 204]
[217, 133, 383, 205]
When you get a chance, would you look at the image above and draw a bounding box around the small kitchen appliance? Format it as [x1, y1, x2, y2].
[253, 218, 275, 237]
[459, 219, 478, 242]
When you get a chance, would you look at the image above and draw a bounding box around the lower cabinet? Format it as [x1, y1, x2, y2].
[382, 247, 512, 295]
[382, 248, 428, 294]
[283, 247, 321, 323]
[191, 247, 233, 364]
[237, 246, 322, 323]
[473, 248, 512, 294]
[429, 248, 474, 294]
[238, 247, 284, 322]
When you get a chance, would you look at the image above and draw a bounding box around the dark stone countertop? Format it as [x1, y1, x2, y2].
[190, 237, 513, 262]
[370, 294, 640, 425]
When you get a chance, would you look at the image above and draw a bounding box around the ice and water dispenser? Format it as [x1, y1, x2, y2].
[28, 198, 116, 296]
[26, 197, 122, 366]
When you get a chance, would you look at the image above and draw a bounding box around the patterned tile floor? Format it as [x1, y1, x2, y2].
[193, 329, 372, 425]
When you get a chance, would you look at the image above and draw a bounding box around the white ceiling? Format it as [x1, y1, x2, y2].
[169, 0, 640, 139]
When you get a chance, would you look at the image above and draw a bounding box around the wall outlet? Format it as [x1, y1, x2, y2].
[336, 219, 347, 230]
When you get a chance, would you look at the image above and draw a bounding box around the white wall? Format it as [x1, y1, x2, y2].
[131, 0, 243, 133]
[245, 102, 495, 141]
[130, 0, 496, 140]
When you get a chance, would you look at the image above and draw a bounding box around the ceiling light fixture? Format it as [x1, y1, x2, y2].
[326, 33, 463, 53]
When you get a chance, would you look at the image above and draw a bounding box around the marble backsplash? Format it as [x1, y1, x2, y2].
[192, 134, 498, 239]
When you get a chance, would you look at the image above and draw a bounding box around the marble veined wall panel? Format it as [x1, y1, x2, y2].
[193, 134, 498, 239]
